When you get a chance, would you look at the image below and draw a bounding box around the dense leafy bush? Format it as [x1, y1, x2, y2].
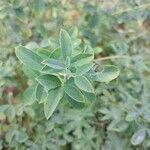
[0, 0, 150, 149]
[15, 29, 119, 120]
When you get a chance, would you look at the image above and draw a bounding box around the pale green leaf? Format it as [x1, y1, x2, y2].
[41, 66, 65, 75]
[74, 76, 94, 93]
[35, 84, 47, 103]
[90, 65, 120, 82]
[64, 85, 84, 103]
[83, 91, 96, 102]
[42, 58, 65, 70]
[60, 29, 73, 60]
[15, 46, 43, 71]
[36, 74, 61, 91]
[76, 63, 93, 76]
[62, 94, 84, 109]
[131, 129, 146, 145]
[37, 48, 51, 59]
[50, 47, 61, 59]
[44, 87, 64, 119]
[0, 105, 9, 113]
[23, 84, 37, 105]
[71, 53, 93, 67]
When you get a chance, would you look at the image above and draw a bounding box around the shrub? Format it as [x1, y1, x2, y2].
[0, 0, 150, 149]
[15, 29, 120, 119]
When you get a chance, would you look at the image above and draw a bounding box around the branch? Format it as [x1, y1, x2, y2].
[113, 3, 150, 16]
[95, 55, 130, 61]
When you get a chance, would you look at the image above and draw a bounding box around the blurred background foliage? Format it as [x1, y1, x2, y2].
[0, 0, 150, 149]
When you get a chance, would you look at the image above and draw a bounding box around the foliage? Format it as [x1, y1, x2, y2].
[15, 29, 119, 119]
[0, 0, 150, 149]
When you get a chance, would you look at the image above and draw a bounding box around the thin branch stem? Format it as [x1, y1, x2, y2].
[95, 55, 130, 61]
[113, 3, 150, 16]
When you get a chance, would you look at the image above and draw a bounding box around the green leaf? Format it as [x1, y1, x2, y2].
[63, 94, 85, 109]
[13, 0, 24, 8]
[23, 84, 37, 105]
[0, 105, 9, 113]
[74, 76, 94, 93]
[23, 65, 39, 79]
[37, 48, 51, 59]
[65, 56, 71, 68]
[83, 91, 96, 102]
[108, 121, 128, 132]
[15, 46, 43, 71]
[24, 107, 35, 118]
[50, 47, 61, 59]
[16, 130, 28, 143]
[35, 84, 47, 103]
[42, 58, 65, 70]
[84, 45, 94, 55]
[71, 53, 93, 67]
[64, 85, 84, 103]
[32, 0, 45, 15]
[44, 87, 64, 119]
[131, 129, 146, 145]
[60, 29, 73, 60]
[41, 66, 65, 75]
[36, 74, 61, 92]
[89, 65, 120, 82]
[76, 63, 93, 76]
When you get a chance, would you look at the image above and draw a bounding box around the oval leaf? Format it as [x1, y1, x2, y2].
[74, 76, 94, 93]
[42, 58, 65, 70]
[64, 85, 84, 103]
[23, 84, 37, 105]
[0, 105, 9, 113]
[44, 87, 64, 119]
[15, 46, 43, 71]
[82, 91, 96, 102]
[36, 74, 61, 91]
[131, 129, 146, 145]
[37, 48, 51, 59]
[41, 66, 65, 75]
[90, 65, 120, 82]
[60, 29, 73, 60]
[35, 84, 47, 103]
[63, 94, 85, 109]
[71, 53, 93, 67]
[76, 63, 93, 76]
